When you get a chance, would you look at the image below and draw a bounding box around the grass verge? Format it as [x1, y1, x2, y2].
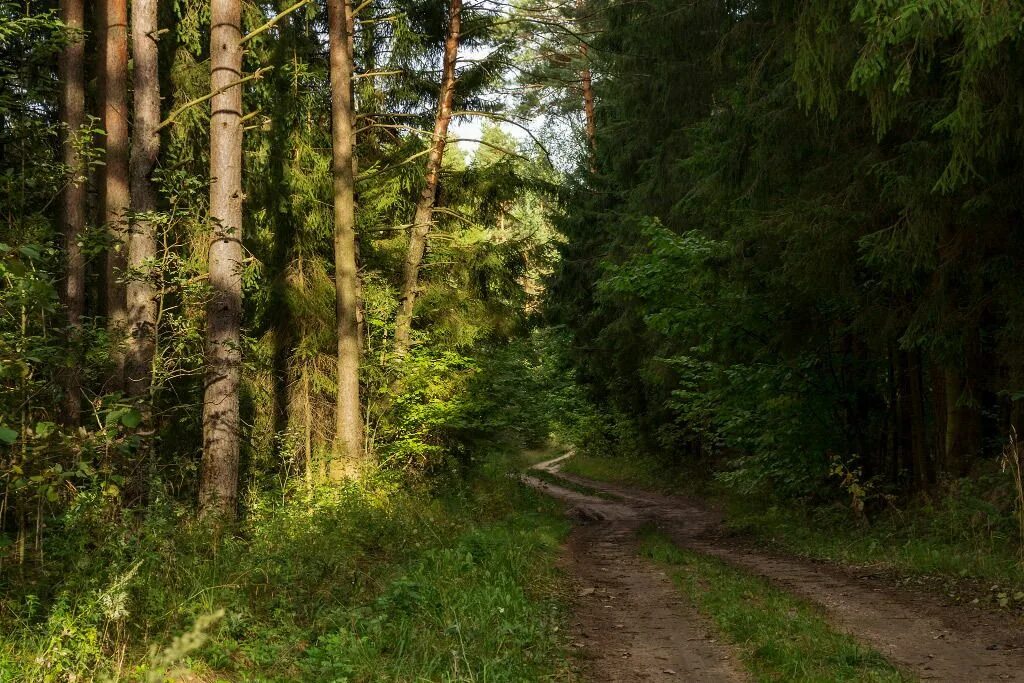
[638, 527, 911, 682]
[566, 452, 1024, 604]
[0, 452, 576, 682]
[559, 452, 685, 493]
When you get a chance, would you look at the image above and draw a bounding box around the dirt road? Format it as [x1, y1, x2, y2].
[525, 454, 1024, 682]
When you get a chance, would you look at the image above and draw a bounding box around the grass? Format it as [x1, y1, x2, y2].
[559, 451, 685, 493]
[638, 527, 911, 682]
[0, 452, 577, 682]
[565, 452, 1024, 603]
[723, 494, 1024, 605]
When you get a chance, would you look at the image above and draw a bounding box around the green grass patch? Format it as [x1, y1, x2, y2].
[723, 491, 1024, 604]
[638, 527, 911, 682]
[567, 453, 1024, 601]
[559, 452, 690, 492]
[0, 454, 577, 682]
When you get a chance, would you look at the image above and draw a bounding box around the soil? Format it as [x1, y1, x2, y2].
[525, 455, 1024, 682]
[523, 471, 744, 682]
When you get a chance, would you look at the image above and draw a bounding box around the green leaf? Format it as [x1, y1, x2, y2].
[120, 408, 143, 429]
[17, 245, 41, 260]
[34, 421, 56, 438]
[0, 426, 17, 444]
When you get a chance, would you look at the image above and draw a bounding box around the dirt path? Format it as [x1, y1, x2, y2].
[527, 456, 1024, 682]
[523, 473, 744, 682]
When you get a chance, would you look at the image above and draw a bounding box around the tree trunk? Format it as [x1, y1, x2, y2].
[200, 0, 244, 519]
[906, 349, 930, 489]
[126, 0, 160, 399]
[102, 0, 130, 388]
[59, 0, 86, 426]
[577, 0, 596, 162]
[944, 360, 982, 478]
[328, 0, 363, 478]
[393, 0, 462, 356]
[929, 363, 947, 472]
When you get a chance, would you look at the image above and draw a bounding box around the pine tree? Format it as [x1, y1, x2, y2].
[101, 0, 131, 388]
[200, 0, 245, 519]
[393, 0, 462, 355]
[126, 0, 161, 399]
[58, 0, 86, 425]
[328, 0, 364, 477]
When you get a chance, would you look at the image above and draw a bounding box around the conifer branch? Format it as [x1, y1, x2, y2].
[156, 68, 274, 132]
[240, 0, 313, 45]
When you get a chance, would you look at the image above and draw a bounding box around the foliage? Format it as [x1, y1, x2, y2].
[547, 0, 1024, 508]
[0, 460, 573, 681]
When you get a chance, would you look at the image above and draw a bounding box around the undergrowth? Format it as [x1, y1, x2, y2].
[0, 453, 574, 682]
[724, 477, 1024, 605]
[638, 527, 910, 682]
[566, 452, 1024, 603]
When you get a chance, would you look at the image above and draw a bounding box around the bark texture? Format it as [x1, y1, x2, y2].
[944, 363, 982, 477]
[200, 0, 244, 519]
[126, 0, 161, 399]
[905, 349, 930, 489]
[328, 0, 364, 478]
[577, 0, 596, 160]
[102, 0, 131, 386]
[393, 0, 462, 355]
[59, 0, 86, 425]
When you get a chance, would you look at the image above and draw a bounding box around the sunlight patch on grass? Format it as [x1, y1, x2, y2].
[638, 527, 912, 683]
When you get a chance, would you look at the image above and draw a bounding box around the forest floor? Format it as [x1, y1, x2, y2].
[525, 452, 1024, 682]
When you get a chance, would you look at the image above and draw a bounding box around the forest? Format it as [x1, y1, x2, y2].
[3, 0, 1024, 681]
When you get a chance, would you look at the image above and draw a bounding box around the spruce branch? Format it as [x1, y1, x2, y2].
[156, 67, 274, 132]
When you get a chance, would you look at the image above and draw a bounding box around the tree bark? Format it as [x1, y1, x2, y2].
[577, 0, 596, 162]
[944, 358, 982, 478]
[392, 0, 462, 356]
[59, 0, 86, 426]
[102, 0, 131, 387]
[126, 0, 160, 399]
[200, 0, 244, 519]
[905, 349, 930, 489]
[328, 0, 363, 478]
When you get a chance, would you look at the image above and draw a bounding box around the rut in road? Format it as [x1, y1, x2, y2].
[523, 469, 744, 682]
[527, 454, 1024, 682]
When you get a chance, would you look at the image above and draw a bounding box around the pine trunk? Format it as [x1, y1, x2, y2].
[905, 349, 930, 489]
[577, 0, 596, 160]
[393, 0, 462, 355]
[944, 362, 982, 478]
[102, 0, 130, 387]
[328, 0, 364, 478]
[59, 0, 86, 426]
[126, 0, 160, 399]
[200, 0, 244, 519]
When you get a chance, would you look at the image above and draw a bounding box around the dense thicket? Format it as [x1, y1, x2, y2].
[550, 0, 1024, 502]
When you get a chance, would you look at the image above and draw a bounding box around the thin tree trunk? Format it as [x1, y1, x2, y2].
[930, 363, 947, 474]
[102, 0, 130, 388]
[59, 0, 86, 426]
[944, 352, 982, 478]
[328, 0, 363, 478]
[577, 0, 596, 162]
[200, 0, 244, 519]
[392, 0, 462, 356]
[126, 0, 160, 399]
[906, 348, 930, 489]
